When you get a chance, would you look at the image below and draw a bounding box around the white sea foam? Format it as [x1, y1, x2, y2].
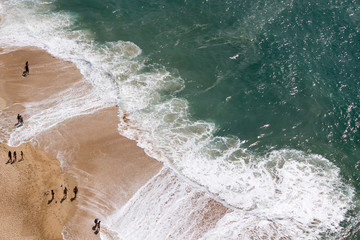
[7, 82, 109, 146]
[118, 97, 354, 238]
[0, 0, 356, 239]
[102, 168, 228, 240]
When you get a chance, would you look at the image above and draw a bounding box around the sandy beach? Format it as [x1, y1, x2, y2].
[0, 142, 75, 239]
[0, 47, 162, 239]
[0, 46, 231, 239]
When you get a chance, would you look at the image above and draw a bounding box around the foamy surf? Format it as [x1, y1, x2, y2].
[0, 0, 357, 239]
[6, 82, 110, 146]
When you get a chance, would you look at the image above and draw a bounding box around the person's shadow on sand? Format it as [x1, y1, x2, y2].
[60, 196, 66, 203]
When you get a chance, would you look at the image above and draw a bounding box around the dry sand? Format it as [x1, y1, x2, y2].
[0, 46, 228, 239]
[0, 47, 162, 239]
[0, 143, 75, 240]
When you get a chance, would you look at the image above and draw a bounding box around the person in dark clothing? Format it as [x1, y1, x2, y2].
[8, 151, 12, 163]
[22, 61, 29, 77]
[25, 61, 29, 73]
[71, 186, 78, 201]
[48, 189, 55, 204]
[13, 151, 17, 163]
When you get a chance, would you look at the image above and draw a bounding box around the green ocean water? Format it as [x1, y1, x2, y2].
[52, 0, 360, 238]
[55, 0, 360, 185]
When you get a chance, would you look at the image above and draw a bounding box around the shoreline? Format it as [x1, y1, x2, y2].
[0, 46, 163, 239]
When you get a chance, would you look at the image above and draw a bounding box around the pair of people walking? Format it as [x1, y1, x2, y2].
[17, 114, 24, 126]
[92, 218, 101, 234]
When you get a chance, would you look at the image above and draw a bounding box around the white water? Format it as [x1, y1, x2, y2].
[0, 1, 356, 239]
[102, 168, 228, 240]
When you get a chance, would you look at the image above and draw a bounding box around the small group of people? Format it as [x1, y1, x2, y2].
[22, 61, 29, 77]
[7, 150, 24, 164]
[92, 218, 101, 235]
[17, 114, 24, 126]
[48, 186, 78, 204]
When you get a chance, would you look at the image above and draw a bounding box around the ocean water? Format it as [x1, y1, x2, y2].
[0, 0, 359, 239]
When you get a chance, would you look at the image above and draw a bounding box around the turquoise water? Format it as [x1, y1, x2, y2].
[1, 0, 359, 238]
[54, 0, 360, 185]
[51, 0, 360, 238]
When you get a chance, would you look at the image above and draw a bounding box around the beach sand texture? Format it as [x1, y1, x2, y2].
[0, 47, 162, 239]
[0, 142, 74, 239]
[0, 47, 229, 239]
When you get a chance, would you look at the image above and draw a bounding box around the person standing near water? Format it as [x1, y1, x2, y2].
[22, 61, 29, 77]
[8, 151, 12, 163]
[95, 221, 101, 234]
[92, 218, 99, 230]
[71, 186, 78, 201]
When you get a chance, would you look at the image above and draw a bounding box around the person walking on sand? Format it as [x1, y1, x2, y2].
[13, 151, 17, 162]
[25, 61, 29, 73]
[22, 61, 29, 77]
[72, 186, 78, 201]
[64, 187, 68, 199]
[20, 151, 24, 161]
[48, 189, 55, 204]
[8, 151, 12, 163]
[17, 114, 21, 124]
[92, 218, 99, 230]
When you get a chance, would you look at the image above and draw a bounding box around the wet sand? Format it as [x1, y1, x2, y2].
[33, 107, 163, 239]
[0, 47, 162, 239]
[0, 46, 229, 239]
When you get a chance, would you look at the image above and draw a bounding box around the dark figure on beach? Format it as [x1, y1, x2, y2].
[20, 116, 24, 126]
[71, 186, 78, 201]
[48, 189, 55, 204]
[17, 114, 21, 124]
[60, 186, 68, 203]
[8, 151, 12, 163]
[22, 61, 29, 77]
[20, 151, 24, 161]
[13, 151, 17, 162]
[94, 220, 101, 234]
[92, 218, 99, 231]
